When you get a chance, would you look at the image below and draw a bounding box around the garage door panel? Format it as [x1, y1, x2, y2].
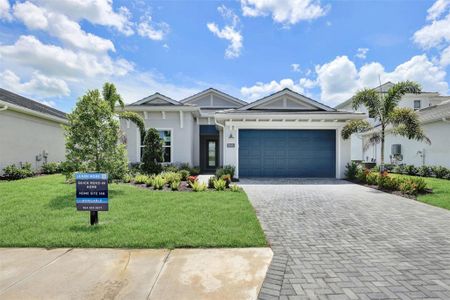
[239, 129, 336, 178]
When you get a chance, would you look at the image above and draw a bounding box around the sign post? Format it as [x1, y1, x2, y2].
[76, 173, 108, 225]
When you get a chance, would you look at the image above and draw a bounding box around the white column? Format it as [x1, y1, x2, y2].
[179, 111, 184, 128]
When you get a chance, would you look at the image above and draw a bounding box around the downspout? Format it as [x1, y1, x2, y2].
[214, 116, 225, 168]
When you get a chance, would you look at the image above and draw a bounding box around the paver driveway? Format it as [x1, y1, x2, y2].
[241, 179, 450, 300]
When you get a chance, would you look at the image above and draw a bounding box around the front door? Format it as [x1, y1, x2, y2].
[200, 136, 219, 173]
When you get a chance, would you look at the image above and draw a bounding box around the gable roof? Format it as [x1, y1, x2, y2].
[0, 88, 67, 120]
[237, 88, 335, 112]
[181, 88, 247, 107]
[130, 92, 183, 106]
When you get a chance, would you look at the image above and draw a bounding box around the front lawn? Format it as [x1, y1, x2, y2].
[0, 175, 267, 248]
[391, 174, 450, 210]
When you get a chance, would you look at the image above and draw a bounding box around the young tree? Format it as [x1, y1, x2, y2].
[64, 89, 128, 180]
[102, 82, 145, 139]
[341, 81, 431, 172]
[141, 128, 163, 174]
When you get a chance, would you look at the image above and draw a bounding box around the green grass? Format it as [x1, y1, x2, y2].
[391, 174, 450, 210]
[0, 175, 267, 248]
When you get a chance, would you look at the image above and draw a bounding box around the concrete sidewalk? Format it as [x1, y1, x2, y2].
[0, 247, 272, 300]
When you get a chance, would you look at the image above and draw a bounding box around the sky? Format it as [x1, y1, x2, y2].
[0, 0, 449, 112]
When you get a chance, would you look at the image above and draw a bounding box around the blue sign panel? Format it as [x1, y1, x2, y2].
[76, 173, 108, 211]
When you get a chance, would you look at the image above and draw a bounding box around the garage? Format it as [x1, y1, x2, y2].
[238, 129, 336, 178]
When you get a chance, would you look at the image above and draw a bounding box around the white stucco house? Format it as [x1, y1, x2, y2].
[0, 88, 67, 173]
[119, 88, 365, 178]
[335, 82, 450, 168]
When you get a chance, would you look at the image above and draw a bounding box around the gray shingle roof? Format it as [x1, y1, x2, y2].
[0, 88, 66, 119]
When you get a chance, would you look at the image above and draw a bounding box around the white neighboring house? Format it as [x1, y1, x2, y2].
[118, 88, 365, 179]
[335, 82, 450, 168]
[0, 88, 67, 173]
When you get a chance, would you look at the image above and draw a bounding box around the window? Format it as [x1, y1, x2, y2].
[140, 129, 172, 163]
[414, 100, 421, 110]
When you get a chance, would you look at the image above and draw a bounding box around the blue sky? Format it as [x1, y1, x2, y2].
[0, 0, 449, 112]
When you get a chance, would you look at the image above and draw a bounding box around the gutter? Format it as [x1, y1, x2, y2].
[0, 99, 67, 124]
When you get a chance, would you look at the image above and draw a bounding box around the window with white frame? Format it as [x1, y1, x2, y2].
[140, 129, 172, 163]
[413, 100, 421, 110]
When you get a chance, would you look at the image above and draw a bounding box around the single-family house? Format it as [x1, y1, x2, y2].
[119, 88, 365, 178]
[335, 82, 450, 167]
[0, 88, 67, 173]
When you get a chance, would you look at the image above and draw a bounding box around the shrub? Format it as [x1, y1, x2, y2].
[187, 176, 197, 183]
[216, 165, 235, 179]
[399, 177, 427, 195]
[417, 165, 432, 177]
[372, 165, 380, 172]
[230, 184, 241, 192]
[41, 162, 60, 174]
[171, 180, 180, 191]
[60, 161, 77, 181]
[162, 171, 181, 184]
[129, 163, 142, 175]
[2, 164, 34, 180]
[366, 172, 379, 185]
[162, 164, 179, 173]
[123, 174, 132, 183]
[356, 168, 369, 183]
[134, 175, 149, 184]
[432, 166, 448, 179]
[190, 181, 207, 192]
[405, 165, 418, 176]
[213, 178, 227, 191]
[178, 163, 190, 171]
[220, 174, 231, 188]
[145, 177, 154, 187]
[208, 176, 215, 189]
[153, 175, 166, 190]
[377, 173, 400, 191]
[141, 128, 163, 175]
[190, 166, 200, 176]
[345, 162, 359, 180]
[179, 169, 190, 181]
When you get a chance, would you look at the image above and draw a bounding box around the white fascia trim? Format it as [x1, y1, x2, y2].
[0, 99, 67, 124]
[215, 112, 366, 121]
[121, 106, 199, 112]
[181, 89, 247, 106]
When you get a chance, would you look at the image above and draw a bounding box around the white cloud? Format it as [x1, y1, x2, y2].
[13, 1, 115, 53]
[240, 0, 329, 25]
[207, 5, 243, 59]
[427, 0, 449, 20]
[291, 63, 301, 72]
[356, 47, 369, 59]
[0, 0, 11, 20]
[0, 35, 132, 79]
[137, 16, 170, 41]
[33, 0, 134, 35]
[414, 0, 450, 66]
[240, 78, 316, 101]
[0, 69, 70, 97]
[314, 54, 448, 105]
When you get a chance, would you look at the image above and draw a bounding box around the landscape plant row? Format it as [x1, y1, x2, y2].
[345, 162, 429, 196]
[372, 164, 450, 179]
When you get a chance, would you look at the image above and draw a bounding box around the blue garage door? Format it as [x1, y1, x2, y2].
[239, 130, 336, 177]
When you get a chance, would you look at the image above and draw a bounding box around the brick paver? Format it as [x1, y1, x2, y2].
[241, 179, 450, 300]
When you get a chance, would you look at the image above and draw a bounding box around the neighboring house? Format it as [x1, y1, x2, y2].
[335, 82, 450, 167]
[0, 88, 67, 173]
[119, 88, 365, 178]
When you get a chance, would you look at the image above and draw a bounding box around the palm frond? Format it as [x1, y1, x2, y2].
[341, 119, 372, 139]
[384, 81, 421, 117]
[389, 107, 431, 144]
[102, 82, 124, 111]
[351, 88, 381, 120]
[117, 111, 145, 140]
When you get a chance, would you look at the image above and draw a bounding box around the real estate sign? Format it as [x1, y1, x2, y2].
[76, 173, 108, 211]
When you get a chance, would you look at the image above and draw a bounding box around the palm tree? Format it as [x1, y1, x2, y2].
[102, 82, 145, 139]
[341, 81, 431, 172]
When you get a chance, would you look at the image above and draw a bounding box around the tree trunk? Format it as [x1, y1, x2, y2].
[380, 124, 385, 173]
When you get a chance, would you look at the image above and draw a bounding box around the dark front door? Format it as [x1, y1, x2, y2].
[238, 129, 336, 178]
[200, 136, 219, 173]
